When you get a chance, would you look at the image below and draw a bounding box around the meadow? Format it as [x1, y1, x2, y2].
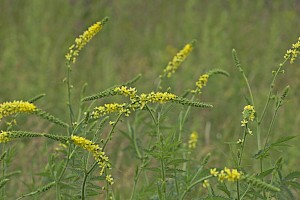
[0, 0, 300, 199]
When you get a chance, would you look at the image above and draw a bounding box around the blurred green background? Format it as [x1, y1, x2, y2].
[0, 0, 300, 198]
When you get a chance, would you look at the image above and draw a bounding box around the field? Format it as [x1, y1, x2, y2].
[0, 0, 300, 199]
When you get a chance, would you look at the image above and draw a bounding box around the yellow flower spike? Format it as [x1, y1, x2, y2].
[162, 42, 194, 78]
[66, 17, 109, 64]
[242, 105, 255, 124]
[70, 135, 112, 183]
[0, 101, 37, 121]
[91, 103, 130, 119]
[284, 36, 300, 63]
[188, 131, 198, 149]
[194, 74, 209, 94]
[113, 86, 137, 99]
[0, 131, 10, 143]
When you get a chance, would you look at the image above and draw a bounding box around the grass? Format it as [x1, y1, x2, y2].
[0, 0, 300, 199]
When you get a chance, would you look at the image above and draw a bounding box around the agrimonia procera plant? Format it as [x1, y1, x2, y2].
[0, 16, 299, 200]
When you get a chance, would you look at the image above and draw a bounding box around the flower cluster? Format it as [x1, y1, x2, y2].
[70, 135, 113, 185]
[188, 131, 198, 149]
[0, 101, 37, 121]
[241, 105, 255, 126]
[113, 86, 137, 99]
[284, 36, 300, 64]
[210, 167, 242, 182]
[91, 103, 130, 119]
[0, 131, 10, 143]
[193, 74, 209, 94]
[131, 92, 178, 109]
[65, 18, 108, 64]
[162, 43, 193, 78]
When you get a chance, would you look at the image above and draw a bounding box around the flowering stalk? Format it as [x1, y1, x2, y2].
[0, 101, 37, 121]
[65, 17, 108, 130]
[161, 41, 195, 78]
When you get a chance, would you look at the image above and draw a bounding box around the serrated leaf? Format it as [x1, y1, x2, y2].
[144, 167, 160, 173]
[258, 168, 275, 178]
[167, 158, 188, 165]
[271, 136, 297, 147]
[284, 171, 300, 181]
[204, 195, 231, 200]
[286, 181, 300, 189]
[217, 183, 231, 198]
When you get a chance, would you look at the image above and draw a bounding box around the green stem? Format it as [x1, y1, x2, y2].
[1, 144, 5, 199]
[103, 113, 123, 149]
[129, 165, 142, 200]
[56, 145, 72, 200]
[66, 65, 74, 131]
[81, 114, 122, 199]
[179, 95, 195, 142]
[236, 127, 248, 200]
[263, 107, 279, 149]
[257, 59, 287, 173]
[179, 175, 212, 200]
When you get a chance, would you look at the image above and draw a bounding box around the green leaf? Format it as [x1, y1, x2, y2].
[271, 136, 297, 147]
[286, 181, 300, 189]
[217, 183, 231, 198]
[258, 168, 275, 178]
[284, 171, 300, 181]
[204, 195, 231, 200]
[167, 158, 188, 165]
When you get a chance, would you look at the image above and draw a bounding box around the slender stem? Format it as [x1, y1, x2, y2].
[103, 113, 123, 149]
[179, 95, 195, 141]
[66, 65, 74, 131]
[238, 128, 248, 167]
[129, 165, 142, 200]
[1, 144, 6, 199]
[81, 161, 98, 200]
[81, 114, 122, 199]
[236, 127, 247, 200]
[241, 71, 255, 108]
[264, 108, 279, 149]
[257, 59, 287, 173]
[179, 175, 212, 200]
[56, 145, 72, 200]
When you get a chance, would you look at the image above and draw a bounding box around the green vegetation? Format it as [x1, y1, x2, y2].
[0, 0, 300, 199]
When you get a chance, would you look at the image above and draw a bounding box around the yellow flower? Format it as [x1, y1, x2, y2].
[162, 42, 193, 78]
[203, 180, 210, 188]
[241, 119, 248, 127]
[70, 135, 112, 181]
[241, 105, 255, 126]
[237, 139, 244, 144]
[91, 103, 130, 119]
[188, 131, 198, 149]
[211, 167, 242, 183]
[193, 74, 209, 94]
[106, 174, 114, 185]
[0, 101, 37, 121]
[113, 86, 137, 99]
[284, 36, 300, 63]
[210, 168, 218, 177]
[65, 18, 108, 64]
[225, 168, 241, 182]
[0, 131, 10, 143]
[218, 170, 227, 183]
[130, 92, 177, 110]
